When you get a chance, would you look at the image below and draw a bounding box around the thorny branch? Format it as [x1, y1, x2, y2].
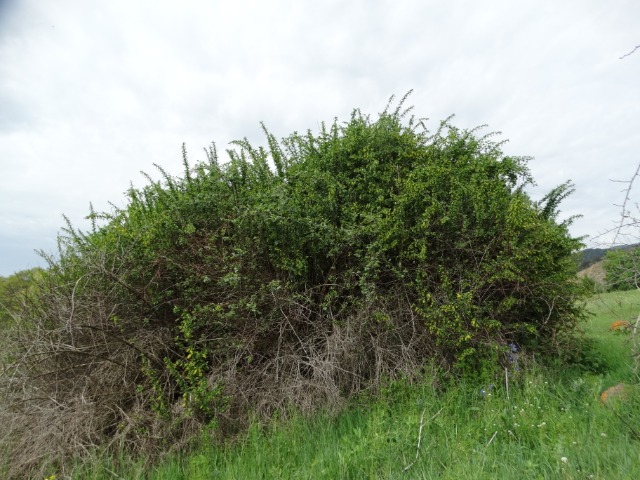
[612, 163, 640, 245]
[620, 45, 640, 60]
[612, 164, 640, 374]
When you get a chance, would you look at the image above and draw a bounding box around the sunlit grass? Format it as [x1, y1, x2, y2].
[583, 289, 640, 382]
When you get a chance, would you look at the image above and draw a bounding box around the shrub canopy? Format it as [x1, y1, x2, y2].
[1, 96, 586, 477]
[604, 247, 640, 291]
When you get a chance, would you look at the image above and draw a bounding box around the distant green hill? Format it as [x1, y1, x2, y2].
[576, 248, 608, 271]
[576, 244, 640, 271]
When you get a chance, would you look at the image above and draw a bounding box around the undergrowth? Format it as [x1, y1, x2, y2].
[69, 290, 640, 480]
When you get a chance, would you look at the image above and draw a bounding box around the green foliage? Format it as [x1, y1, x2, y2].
[582, 289, 640, 382]
[70, 291, 640, 480]
[1, 95, 587, 477]
[604, 247, 640, 291]
[82, 363, 640, 480]
[0, 268, 41, 327]
[578, 275, 603, 295]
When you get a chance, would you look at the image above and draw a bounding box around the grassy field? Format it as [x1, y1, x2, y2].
[58, 290, 640, 479]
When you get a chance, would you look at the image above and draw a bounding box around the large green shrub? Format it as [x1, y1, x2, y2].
[0, 96, 586, 477]
[604, 247, 640, 291]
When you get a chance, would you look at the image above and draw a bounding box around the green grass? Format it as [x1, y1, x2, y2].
[581, 290, 640, 386]
[70, 290, 640, 480]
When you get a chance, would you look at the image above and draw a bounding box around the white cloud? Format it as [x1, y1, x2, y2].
[1, 0, 639, 275]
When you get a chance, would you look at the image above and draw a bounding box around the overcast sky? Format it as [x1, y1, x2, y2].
[0, 0, 639, 276]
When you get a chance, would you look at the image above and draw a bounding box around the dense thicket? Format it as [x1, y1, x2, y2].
[0, 268, 41, 326]
[0, 97, 586, 477]
[604, 247, 640, 291]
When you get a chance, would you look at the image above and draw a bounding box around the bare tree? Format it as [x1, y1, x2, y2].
[612, 164, 640, 373]
[620, 45, 640, 60]
[612, 163, 640, 245]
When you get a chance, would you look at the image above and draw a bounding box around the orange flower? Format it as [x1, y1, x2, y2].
[609, 320, 630, 331]
[600, 383, 627, 404]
